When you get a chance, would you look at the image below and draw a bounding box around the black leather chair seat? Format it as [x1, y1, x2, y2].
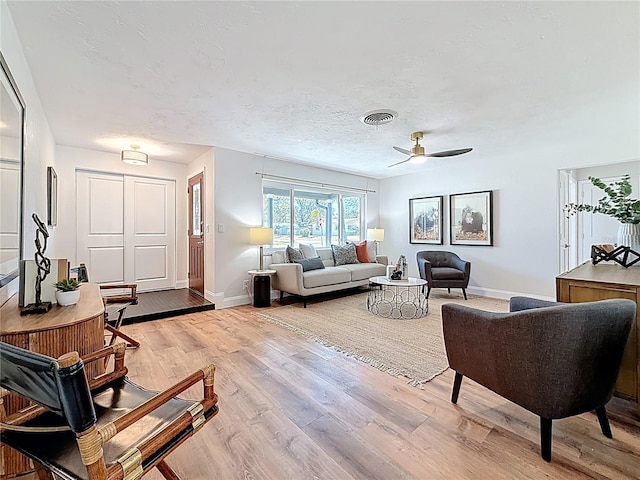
[430, 267, 465, 280]
[2, 378, 218, 480]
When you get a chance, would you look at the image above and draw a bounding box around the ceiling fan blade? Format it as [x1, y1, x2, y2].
[393, 146, 411, 155]
[426, 148, 473, 157]
[387, 156, 412, 168]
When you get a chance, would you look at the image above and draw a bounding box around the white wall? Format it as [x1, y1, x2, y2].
[380, 142, 639, 300]
[212, 147, 380, 308]
[53, 145, 189, 285]
[0, 1, 56, 306]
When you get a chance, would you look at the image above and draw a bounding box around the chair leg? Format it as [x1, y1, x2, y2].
[34, 463, 55, 480]
[426, 287, 431, 298]
[157, 460, 181, 480]
[105, 324, 140, 348]
[595, 406, 612, 438]
[540, 417, 552, 462]
[280, 291, 284, 303]
[462, 288, 467, 300]
[447, 287, 451, 293]
[451, 371, 463, 404]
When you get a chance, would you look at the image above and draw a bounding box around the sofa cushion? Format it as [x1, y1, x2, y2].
[303, 267, 351, 288]
[331, 244, 358, 266]
[286, 246, 304, 263]
[431, 267, 465, 280]
[339, 262, 387, 281]
[295, 256, 325, 272]
[298, 243, 318, 259]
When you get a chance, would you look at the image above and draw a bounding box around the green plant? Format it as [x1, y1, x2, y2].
[565, 174, 640, 224]
[54, 278, 80, 292]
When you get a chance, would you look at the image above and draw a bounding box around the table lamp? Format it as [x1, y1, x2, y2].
[249, 227, 273, 271]
[367, 228, 385, 255]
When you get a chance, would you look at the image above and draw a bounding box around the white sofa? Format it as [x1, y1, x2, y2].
[270, 247, 388, 307]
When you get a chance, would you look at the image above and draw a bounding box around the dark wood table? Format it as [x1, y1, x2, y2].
[0, 283, 105, 478]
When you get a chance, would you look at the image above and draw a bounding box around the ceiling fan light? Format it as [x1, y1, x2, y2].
[410, 154, 427, 164]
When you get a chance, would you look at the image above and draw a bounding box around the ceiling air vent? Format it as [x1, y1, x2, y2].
[360, 109, 398, 126]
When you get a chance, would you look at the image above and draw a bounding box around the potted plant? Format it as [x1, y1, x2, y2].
[54, 278, 81, 306]
[565, 174, 640, 252]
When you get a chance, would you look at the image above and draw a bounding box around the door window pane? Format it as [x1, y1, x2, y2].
[192, 182, 201, 236]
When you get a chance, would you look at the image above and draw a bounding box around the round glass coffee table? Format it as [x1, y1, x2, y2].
[367, 276, 428, 319]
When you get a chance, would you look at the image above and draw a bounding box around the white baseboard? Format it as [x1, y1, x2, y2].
[176, 279, 188, 289]
[466, 286, 555, 302]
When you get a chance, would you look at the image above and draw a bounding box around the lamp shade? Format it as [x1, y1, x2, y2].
[367, 228, 385, 242]
[250, 227, 273, 245]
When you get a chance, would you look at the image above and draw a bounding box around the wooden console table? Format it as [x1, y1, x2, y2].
[0, 283, 105, 478]
[556, 262, 640, 416]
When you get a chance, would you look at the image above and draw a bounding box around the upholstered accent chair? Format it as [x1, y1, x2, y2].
[416, 250, 471, 300]
[0, 341, 219, 479]
[441, 297, 636, 462]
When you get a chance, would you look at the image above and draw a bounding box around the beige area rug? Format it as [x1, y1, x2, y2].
[253, 291, 508, 387]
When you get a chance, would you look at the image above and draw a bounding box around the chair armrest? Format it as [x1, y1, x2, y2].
[448, 255, 470, 275]
[416, 256, 432, 281]
[97, 364, 217, 443]
[100, 283, 138, 305]
[375, 255, 388, 265]
[270, 263, 304, 295]
[509, 296, 560, 312]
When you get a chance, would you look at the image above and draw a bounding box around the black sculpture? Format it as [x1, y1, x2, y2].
[20, 213, 52, 315]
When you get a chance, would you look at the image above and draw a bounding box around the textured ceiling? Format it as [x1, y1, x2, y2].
[6, 1, 639, 178]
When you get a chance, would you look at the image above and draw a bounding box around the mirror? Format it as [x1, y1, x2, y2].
[0, 52, 25, 287]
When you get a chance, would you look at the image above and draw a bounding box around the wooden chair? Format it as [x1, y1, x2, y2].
[100, 283, 140, 348]
[0, 340, 219, 480]
[73, 265, 140, 348]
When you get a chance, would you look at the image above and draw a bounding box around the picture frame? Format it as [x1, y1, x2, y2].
[450, 190, 493, 246]
[409, 195, 443, 244]
[47, 166, 57, 226]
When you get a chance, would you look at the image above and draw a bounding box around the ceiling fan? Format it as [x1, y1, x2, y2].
[389, 131, 472, 168]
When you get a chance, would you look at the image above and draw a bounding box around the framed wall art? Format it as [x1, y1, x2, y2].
[409, 195, 443, 244]
[47, 166, 57, 226]
[450, 190, 493, 246]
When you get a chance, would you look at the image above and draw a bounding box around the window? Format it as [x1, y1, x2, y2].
[263, 184, 364, 247]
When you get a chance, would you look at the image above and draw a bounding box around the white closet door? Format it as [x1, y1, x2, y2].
[77, 171, 176, 291]
[76, 171, 126, 283]
[124, 176, 175, 291]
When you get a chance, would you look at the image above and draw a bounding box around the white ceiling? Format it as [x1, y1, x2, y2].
[6, 1, 639, 178]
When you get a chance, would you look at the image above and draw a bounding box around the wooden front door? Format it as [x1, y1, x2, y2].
[188, 173, 204, 295]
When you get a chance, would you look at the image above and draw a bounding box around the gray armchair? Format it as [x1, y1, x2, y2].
[416, 250, 470, 300]
[441, 297, 636, 462]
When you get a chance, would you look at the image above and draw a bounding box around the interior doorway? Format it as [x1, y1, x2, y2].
[188, 172, 204, 295]
[558, 161, 640, 274]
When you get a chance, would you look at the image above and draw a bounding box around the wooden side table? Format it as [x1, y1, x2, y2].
[248, 270, 276, 308]
[556, 262, 640, 417]
[0, 283, 105, 478]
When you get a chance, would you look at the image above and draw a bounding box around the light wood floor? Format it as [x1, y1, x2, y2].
[114, 305, 639, 479]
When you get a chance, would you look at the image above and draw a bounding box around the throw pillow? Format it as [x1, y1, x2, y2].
[286, 245, 304, 263]
[354, 240, 371, 263]
[331, 243, 359, 266]
[294, 256, 325, 272]
[298, 242, 318, 259]
[366, 240, 377, 263]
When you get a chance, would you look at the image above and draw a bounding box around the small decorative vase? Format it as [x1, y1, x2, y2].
[617, 223, 640, 253]
[55, 289, 80, 306]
